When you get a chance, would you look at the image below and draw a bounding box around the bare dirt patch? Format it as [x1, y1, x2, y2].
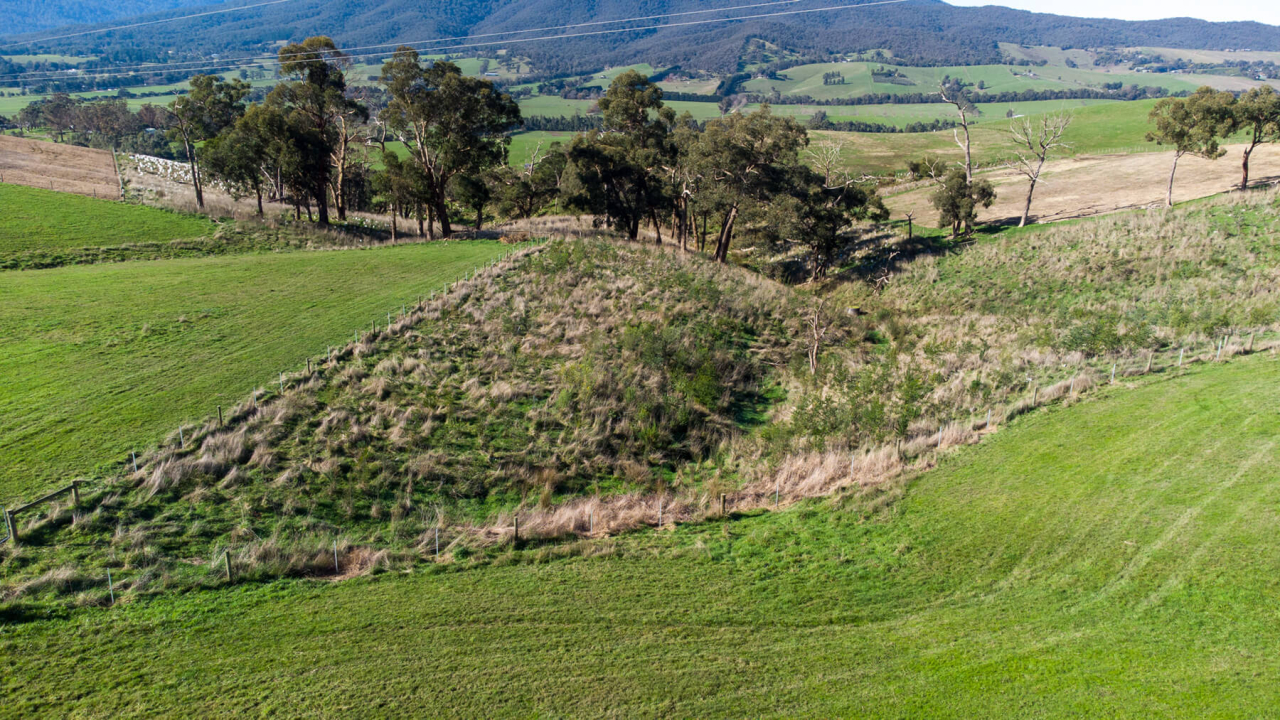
[0, 136, 121, 199]
[886, 143, 1280, 227]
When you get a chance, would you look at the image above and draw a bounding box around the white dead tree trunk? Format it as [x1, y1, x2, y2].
[804, 138, 847, 188]
[1007, 112, 1073, 227]
[939, 80, 975, 182]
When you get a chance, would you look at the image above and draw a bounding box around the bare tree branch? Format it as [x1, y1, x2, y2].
[1005, 112, 1073, 227]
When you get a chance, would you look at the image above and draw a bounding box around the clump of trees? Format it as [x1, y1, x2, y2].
[559, 70, 887, 272]
[1146, 84, 1280, 205]
[11, 93, 175, 156]
[8, 39, 890, 272]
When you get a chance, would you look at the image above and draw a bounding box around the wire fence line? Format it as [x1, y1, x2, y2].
[0, 240, 545, 546]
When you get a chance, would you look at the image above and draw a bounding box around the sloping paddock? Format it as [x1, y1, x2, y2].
[0, 135, 121, 200]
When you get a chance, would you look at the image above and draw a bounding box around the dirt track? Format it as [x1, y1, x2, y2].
[0, 135, 121, 199]
[886, 143, 1280, 226]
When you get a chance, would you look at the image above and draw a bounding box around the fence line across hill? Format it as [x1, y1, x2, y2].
[0, 238, 544, 547]
[0, 250, 1272, 585]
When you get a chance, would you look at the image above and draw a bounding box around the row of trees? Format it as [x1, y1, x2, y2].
[1148, 85, 1280, 206]
[4, 94, 174, 156]
[141, 41, 887, 276]
[167, 39, 520, 233]
[558, 70, 886, 273]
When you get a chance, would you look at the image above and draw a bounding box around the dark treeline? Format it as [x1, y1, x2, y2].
[740, 85, 1178, 108]
[806, 111, 959, 134]
[520, 115, 603, 132]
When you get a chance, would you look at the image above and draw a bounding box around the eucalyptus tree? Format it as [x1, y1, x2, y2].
[562, 70, 676, 241]
[267, 36, 363, 225]
[380, 48, 521, 237]
[1146, 87, 1238, 207]
[1234, 85, 1280, 190]
[688, 106, 808, 262]
[166, 75, 250, 210]
[1007, 112, 1073, 227]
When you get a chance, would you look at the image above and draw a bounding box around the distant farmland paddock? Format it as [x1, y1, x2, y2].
[886, 143, 1280, 225]
[0, 135, 121, 199]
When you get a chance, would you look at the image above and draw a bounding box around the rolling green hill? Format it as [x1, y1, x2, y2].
[0, 240, 509, 502]
[5, 353, 1278, 715]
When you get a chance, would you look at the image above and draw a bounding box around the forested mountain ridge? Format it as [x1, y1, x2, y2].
[1, 0, 222, 36]
[4, 0, 1279, 72]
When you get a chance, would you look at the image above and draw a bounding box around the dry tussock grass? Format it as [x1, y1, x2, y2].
[19, 197, 1280, 602]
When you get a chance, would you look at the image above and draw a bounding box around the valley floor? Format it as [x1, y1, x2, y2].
[5, 354, 1279, 716]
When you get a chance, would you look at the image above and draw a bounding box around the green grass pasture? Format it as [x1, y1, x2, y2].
[0, 184, 215, 253]
[0, 241, 508, 501]
[5, 355, 1279, 715]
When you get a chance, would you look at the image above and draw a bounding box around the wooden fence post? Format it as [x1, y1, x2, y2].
[71, 480, 80, 507]
[513, 516, 519, 543]
[218, 405, 224, 426]
[1145, 352, 1153, 373]
[224, 551, 233, 582]
[4, 509, 17, 546]
[1249, 333, 1256, 352]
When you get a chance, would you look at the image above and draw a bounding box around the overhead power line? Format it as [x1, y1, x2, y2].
[5, 0, 909, 85]
[0, 0, 305, 49]
[2, 0, 805, 80]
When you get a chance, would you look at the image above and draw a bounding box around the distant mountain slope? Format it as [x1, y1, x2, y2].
[5, 0, 1279, 71]
[0, 0, 223, 36]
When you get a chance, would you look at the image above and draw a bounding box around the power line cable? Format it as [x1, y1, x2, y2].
[6, 0, 908, 85]
[0, 0, 305, 49]
[3, 0, 807, 80]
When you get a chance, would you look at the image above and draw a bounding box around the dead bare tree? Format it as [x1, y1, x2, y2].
[939, 79, 976, 182]
[805, 137, 847, 187]
[806, 298, 831, 375]
[1007, 112, 1073, 227]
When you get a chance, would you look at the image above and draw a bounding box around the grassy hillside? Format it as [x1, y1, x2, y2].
[0, 183, 215, 254]
[740, 61, 1206, 100]
[5, 354, 1279, 715]
[0, 240, 509, 502]
[865, 191, 1280, 339]
[506, 131, 573, 167]
[7, 189, 1279, 601]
